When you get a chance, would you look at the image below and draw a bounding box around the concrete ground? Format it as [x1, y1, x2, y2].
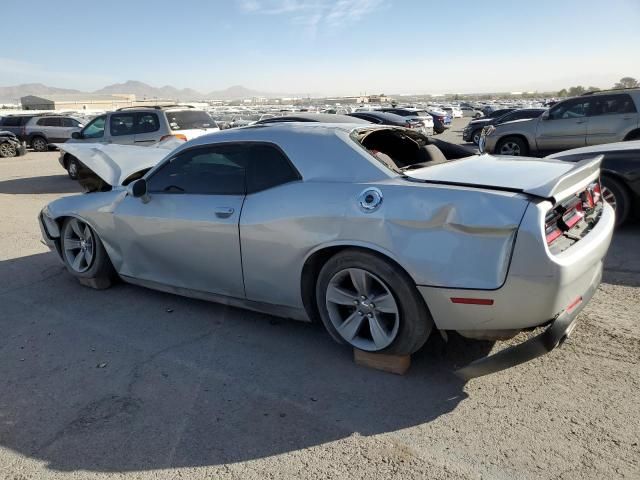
[1, 120, 638, 479]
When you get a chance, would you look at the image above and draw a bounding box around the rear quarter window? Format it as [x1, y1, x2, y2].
[165, 110, 216, 131]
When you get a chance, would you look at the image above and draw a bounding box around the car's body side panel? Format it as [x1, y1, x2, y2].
[420, 201, 615, 330]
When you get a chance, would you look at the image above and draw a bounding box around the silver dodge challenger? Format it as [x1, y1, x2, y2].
[40, 123, 615, 378]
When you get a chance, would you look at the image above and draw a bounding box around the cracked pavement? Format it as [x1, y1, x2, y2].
[1, 127, 639, 479]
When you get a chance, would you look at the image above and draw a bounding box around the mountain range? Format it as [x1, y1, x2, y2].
[0, 81, 300, 103]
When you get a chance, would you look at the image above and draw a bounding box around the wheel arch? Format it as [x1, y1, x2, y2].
[623, 128, 640, 141]
[496, 133, 531, 151]
[300, 242, 418, 323]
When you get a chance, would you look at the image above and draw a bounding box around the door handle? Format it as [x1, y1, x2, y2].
[214, 207, 234, 218]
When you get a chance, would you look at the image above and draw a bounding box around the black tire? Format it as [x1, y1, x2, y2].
[471, 129, 482, 145]
[0, 141, 17, 158]
[316, 249, 433, 355]
[67, 156, 80, 180]
[31, 136, 48, 152]
[60, 217, 114, 287]
[601, 176, 631, 227]
[496, 136, 529, 156]
[624, 130, 640, 141]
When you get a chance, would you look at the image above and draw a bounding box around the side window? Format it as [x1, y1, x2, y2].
[62, 118, 80, 127]
[82, 116, 106, 138]
[591, 94, 637, 116]
[109, 113, 135, 136]
[549, 100, 590, 120]
[246, 144, 300, 193]
[135, 113, 160, 133]
[37, 118, 50, 126]
[147, 145, 246, 195]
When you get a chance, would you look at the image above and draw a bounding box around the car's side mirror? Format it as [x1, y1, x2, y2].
[541, 111, 550, 121]
[129, 179, 150, 203]
[131, 178, 147, 198]
[71, 132, 82, 139]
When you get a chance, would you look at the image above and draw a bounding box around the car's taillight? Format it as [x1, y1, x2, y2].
[545, 179, 602, 247]
[160, 134, 187, 142]
[545, 209, 563, 245]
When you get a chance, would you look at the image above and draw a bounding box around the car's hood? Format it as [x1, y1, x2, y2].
[496, 118, 538, 127]
[467, 118, 494, 127]
[54, 139, 183, 186]
[405, 154, 602, 201]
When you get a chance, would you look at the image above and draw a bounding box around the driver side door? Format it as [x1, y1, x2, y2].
[112, 144, 247, 298]
[536, 98, 591, 153]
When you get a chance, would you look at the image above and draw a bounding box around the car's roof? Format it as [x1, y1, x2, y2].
[170, 122, 394, 183]
[257, 113, 369, 124]
[350, 111, 407, 121]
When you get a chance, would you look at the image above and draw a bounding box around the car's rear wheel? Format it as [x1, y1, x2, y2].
[31, 136, 48, 152]
[316, 249, 433, 355]
[471, 129, 482, 145]
[67, 156, 80, 180]
[496, 137, 528, 156]
[61, 218, 114, 286]
[601, 176, 631, 227]
[0, 141, 16, 158]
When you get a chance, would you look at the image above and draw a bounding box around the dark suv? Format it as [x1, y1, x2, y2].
[0, 115, 37, 141]
[462, 108, 516, 145]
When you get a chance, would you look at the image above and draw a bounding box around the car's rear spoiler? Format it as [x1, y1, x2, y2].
[526, 155, 603, 202]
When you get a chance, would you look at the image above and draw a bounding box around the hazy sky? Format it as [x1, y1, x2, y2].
[1, 0, 639, 95]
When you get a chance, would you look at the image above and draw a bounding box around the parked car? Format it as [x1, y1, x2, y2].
[442, 106, 463, 118]
[378, 108, 437, 134]
[461, 106, 484, 118]
[24, 115, 85, 152]
[39, 123, 614, 379]
[60, 106, 220, 179]
[0, 115, 37, 141]
[348, 111, 434, 135]
[0, 130, 27, 158]
[463, 108, 544, 145]
[255, 113, 370, 125]
[480, 89, 640, 156]
[549, 140, 640, 226]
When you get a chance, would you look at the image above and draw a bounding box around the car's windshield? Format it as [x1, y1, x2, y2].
[165, 110, 217, 131]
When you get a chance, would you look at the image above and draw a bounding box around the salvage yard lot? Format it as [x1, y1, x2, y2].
[1, 121, 639, 479]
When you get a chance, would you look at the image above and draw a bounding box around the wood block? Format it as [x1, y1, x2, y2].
[353, 349, 411, 375]
[78, 277, 112, 290]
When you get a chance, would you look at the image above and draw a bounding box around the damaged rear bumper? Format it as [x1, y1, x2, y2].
[455, 263, 602, 381]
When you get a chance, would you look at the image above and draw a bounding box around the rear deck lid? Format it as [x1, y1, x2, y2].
[405, 154, 602, 201]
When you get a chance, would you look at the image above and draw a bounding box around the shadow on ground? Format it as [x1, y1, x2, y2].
[0, 175, 80, 195]
[0, 252, 490, 473]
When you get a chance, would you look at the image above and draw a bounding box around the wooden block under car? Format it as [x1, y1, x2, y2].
[353, 349, 411, 375]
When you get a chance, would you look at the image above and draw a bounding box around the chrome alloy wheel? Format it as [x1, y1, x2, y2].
[601, 186, 617, 210]
[499, 141, 521, 155]
[63, 218, 95, 273]
[0, 142, 16, 157]
[325, 268, 400, 351]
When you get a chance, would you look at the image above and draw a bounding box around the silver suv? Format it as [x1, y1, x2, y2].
[61, 106, 219, 178]
[480, 88, 640, 156]
[24, 115, 84, 152]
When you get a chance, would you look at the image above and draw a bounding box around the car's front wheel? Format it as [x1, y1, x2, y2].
[471, 129, 482, 145]
[316, 249, 433, 355]
[31, 136, 48, 152]
[0, 141, 17, 158]
[496, 136, 529, 156]
[601, 176, 631, 227]
[67, 156, 80, 180]
[61, 217, 114, 287]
